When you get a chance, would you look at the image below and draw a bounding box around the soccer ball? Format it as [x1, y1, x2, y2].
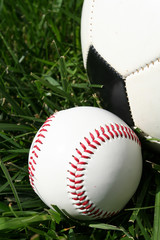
[81, 0, 160, 149]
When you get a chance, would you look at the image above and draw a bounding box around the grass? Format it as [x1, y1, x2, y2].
[0, 0, 160, 239]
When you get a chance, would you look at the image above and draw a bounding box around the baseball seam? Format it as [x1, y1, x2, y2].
[67, 123, 140, 219]
[28, 115, 55, 189]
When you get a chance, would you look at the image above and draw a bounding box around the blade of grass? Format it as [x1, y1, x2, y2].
[0, 171, 19, 193]
[0, 158, 23, 212]
[89, 223, 133, 239]
[0, 132, 22, 148]
[71, 83, 103, 89]
[27, 225, 58, 238]
[52, 0, 63, 13]
[1, 154, 20, 163]
[135, 215, 151, 240]
[45, 208, 61, 225]
[0, 87, 25, 115]
[0, 149, 29, 154]
[0, 202, 10, 213]
[0, 32, 19, 65]
[153, 174, 160, 240]
[0, 32, 24, 73]
[3, 211, 39, 217]
[129, 174, 152, 223]
[49, 22, 62, 42]
[0, 123, 33, 132]
[0, 214, 52, 230]
[10, 115, 45, 123]
[59, 56, 68, 92]
[0, 0, 3, 12]
[31, 73, 75, 104]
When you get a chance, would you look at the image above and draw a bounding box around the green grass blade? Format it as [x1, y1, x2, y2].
[0, 158, 23, 212]
[31, 73, 75, 104]
[0, 132, 22, 148]
[135, 216, 151, 240]
[0, 0, 3, 12]
[89, 223, 133, 239]
[45, 208, 61, 224]
[10, 115, 45, 123]
[49, 22, 62, 42]
[0, 202, 10, 213]
[0, 87, 25, 115]
[0, 149, 29, 154]
[0, 214, 52, 230]
[129, 174, 151, 223]
[27, 225, 57, 238]
[0, 171, 19, 193]
[0, 32, 19, 65]
[0, 123, 33, 132]
[153, 174, 160, 240]
[59, 56, 68, 92]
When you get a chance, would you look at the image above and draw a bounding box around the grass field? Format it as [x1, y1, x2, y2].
[0, 0, 160, 239]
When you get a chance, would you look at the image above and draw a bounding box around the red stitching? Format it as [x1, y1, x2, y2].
[120, 125, 127, 138]
[79, 196, 86, 201]
[111, 124, 119, 137]
[90, 132, 101, 145]
[30, 156, 36, 165]
[67, 123, 140, 219]
[75, 180, 83, 184]
[68, 171, 75, 177]
[115, 124, 123, 137]
[106, 125, 114, 138]
[100, 126, 110, 140]
[76, 148, 82, 156]
[95, 129, 105, 142]
[77, 191, 85, 196]
[77, 167, 85, 171]
[33, 145, 41, 151]
[42, 123, 51, 128]
[80, 142, 94, 154]
[75, 173, 84, 178]
[73, 155, 79, 162]
[37, 133, 45, 138]
[35, 139, 43, 144]
[70, 163, 77, 169]
[28, 114, 55, 189]
[39, 128, 48, 133]
[32, 151, 38, 158]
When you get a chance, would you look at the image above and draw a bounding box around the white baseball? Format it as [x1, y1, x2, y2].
[28, 107, 142, 220]
[81, 0, 160, 147]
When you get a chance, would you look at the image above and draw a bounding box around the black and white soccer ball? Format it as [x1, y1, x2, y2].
[81, 0, 160, 149]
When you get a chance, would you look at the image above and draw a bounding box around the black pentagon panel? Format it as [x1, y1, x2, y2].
[86, 45, 134, 127]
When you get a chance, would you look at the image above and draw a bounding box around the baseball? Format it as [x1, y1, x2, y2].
[28, 107, 142, 220]
[81, 0, 160, 146]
